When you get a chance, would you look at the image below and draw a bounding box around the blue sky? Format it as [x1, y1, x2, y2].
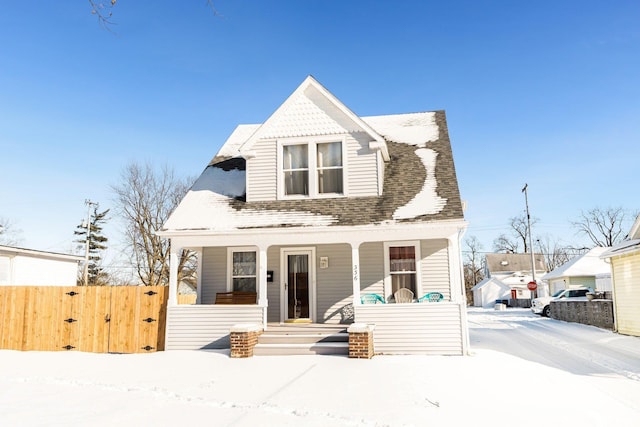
[1, 1, 639, 267]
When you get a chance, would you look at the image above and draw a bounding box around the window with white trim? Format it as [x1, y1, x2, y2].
[316, 141, 343, 194]
[384, 242, 421, 299]
[230, 250, 257, 292]
[280, 139, 344, 198]
[283, 144, 309, 196]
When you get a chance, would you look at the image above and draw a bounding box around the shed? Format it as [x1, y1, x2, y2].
[471, 277, 511, 308]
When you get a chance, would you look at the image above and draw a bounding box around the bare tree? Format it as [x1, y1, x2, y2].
[535, 236, 571, 272]
[88, 1, 221, 30]
[571, 207, 635, 247]
[111, 163, 196, 286]
[463, 236, 485, 305]
[493, 213, 538, 253]
[0, 217, 22, 246]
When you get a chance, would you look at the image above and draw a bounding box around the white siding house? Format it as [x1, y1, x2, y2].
[0, 245, 83, 286]
[158, 76, 469, 355]
[601, 215, 640, 337]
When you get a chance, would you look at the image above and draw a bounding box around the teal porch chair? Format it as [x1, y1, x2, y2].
[360, 293, 385, 304]
[418, 292, 444, 303]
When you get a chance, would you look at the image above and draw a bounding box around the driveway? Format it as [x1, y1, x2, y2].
[468, 307, 640, 410]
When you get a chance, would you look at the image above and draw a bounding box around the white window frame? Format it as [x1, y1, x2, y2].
[383, 241, 422, 300]
[276, 135, 348, 200]
[227, 247, 259, 294]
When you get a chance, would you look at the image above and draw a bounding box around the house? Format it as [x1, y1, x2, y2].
[484, 253, 547, 302]
[541, 246, 611, 295]
[158, 76, 469, 355]
[0, 245, 83, 286]
[471, 277, 511, 308]
[600, 215, 640, 337]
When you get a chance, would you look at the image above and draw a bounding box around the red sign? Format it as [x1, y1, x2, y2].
[527, 281, 537, 291]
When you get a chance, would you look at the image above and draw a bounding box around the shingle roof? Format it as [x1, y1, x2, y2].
[162, 110, 464, 232]
[485, 253, 546, 274]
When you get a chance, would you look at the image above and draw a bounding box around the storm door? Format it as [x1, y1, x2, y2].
[283, 249, 314, 322]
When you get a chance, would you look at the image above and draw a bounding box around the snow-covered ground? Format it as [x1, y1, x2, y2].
[1, 308, 639, 427]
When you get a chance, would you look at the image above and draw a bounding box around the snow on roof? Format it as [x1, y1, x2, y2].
[162, 166, 337, 232]
[392, 148, 446, 219]
[542, 247, 612, 280]
[363, 112, 439, 147]
[471, 277, 511, 291]
[600, 239, 640, 259]
[212, 124, 261, 162]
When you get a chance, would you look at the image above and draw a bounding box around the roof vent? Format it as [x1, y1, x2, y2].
[500, 261, 509, 266]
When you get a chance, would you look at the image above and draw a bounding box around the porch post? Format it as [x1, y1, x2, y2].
[258, 246, 268, 327]
[447, 234, 465, 303]
[195, 248, 203, 304]
[168, 243, 180, 306]
[351, 242, 361, 305]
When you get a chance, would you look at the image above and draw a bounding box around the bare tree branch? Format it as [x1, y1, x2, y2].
[571, 207, 633, 247]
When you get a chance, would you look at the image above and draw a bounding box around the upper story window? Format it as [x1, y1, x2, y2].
[317, 142, 343, 194]
[283, 144, 309, 196]
[280, 138, 345, 198]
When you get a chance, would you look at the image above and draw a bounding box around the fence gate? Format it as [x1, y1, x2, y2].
[0, 286, 168, 353]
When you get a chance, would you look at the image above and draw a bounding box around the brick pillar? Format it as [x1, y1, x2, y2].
[230, 324, 263, 358]
[347, 323, 375, 359]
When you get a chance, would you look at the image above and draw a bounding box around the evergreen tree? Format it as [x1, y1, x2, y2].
[75, 204, 110, 285]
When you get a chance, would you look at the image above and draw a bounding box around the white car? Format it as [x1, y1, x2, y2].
[531, 288, 594, 317]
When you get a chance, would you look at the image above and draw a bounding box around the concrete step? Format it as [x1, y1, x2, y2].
[258, 332, 348, 345]
[253, 342, 349, 356]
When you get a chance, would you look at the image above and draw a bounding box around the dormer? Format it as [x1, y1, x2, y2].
[238, 76, 389, 202]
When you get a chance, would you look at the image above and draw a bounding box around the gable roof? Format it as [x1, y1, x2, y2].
[239, 75, 389, 161]
[161, 78, 464, 234]
[542, 246, 611, 280]
[485, 253, 546, 275]
[471, 277, 510, 292]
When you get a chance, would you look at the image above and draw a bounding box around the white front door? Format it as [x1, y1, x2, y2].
[281, 248, 315, 322]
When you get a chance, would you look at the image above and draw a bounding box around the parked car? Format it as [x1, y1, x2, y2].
[531, 288, 594, 317]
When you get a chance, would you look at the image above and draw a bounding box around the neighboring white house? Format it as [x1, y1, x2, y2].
[0, 245, 83, 286]
[158, 76, 469, 355]
[484, 253, 547, 300]
[600, 215, 640, 337]
[471, 277, 511, 308]
[541, 246, 612, 295]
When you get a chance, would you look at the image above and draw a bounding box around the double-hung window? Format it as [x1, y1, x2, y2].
[384, 242, 421, 297]
[283, 144, 309, 196]
[230, 250, 257, 293]
[316, 142, 343, 194]
[281, 139, 344, 198]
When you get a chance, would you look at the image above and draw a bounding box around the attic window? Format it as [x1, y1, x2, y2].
[279, 137, 345, 199]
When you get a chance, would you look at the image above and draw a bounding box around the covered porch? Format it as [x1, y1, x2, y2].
[163, 222, 469, 355]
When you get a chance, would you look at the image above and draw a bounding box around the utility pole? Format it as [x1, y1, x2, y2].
[521, 184, 537, 296]
[84, 199, 97, 286]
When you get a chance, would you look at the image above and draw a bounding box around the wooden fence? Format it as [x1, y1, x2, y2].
[0, 286, 168, 353]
